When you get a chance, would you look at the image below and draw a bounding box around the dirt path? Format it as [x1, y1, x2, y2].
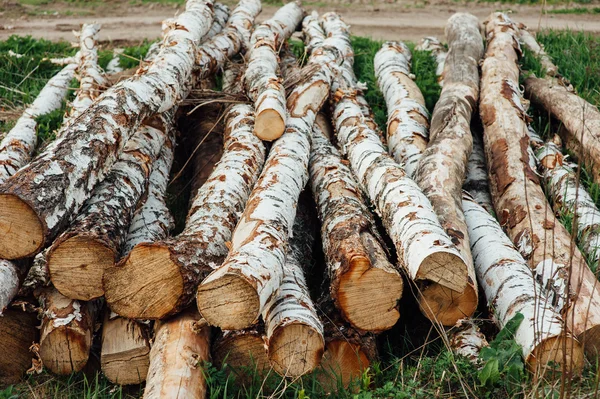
[1, 0, 600, 43]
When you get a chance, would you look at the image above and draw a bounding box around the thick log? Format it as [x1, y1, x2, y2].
[212, 327, 269, 381]
[0, 0, 215, 260]
[101, 310, 151, 385]
[37, 287, 99, 375]
[325, 13, 468, 325]
[416, 37, 446, 86]
[143, 310, 211, 399]
[0, 308, 38, 385]
[374, 41, 429, 178]
[525, 76, 600, 186]
[448, 319, 488, 365]
[413, 13, 482, 325]
[481, 12, 600, 355]
[0, 259, 22, 314]
[463, 193, 584, 373]
[244, 1, 303, 140]
[309, 113, 403, 331]
[464, 130, 494, 214]
[47, 123, 168, 300]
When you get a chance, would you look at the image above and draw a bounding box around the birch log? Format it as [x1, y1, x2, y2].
[464, 130, 494, 214]
[37, 287, 99, 375]
[535, 136, 600, 266]
[47, 123, 168, 301]
[416, 37, 446, 86]
[309, 113, 403, 332]
[106, 49, 124, 74]
[106, 102, 265, 320]
[244, 1, 304, 140]
[449, 319, 488, 365]
[143, 310, 210, 399]
[101, 311, 151, 385]
[262, 203, 324, 377]
[0, 308, 38, 385]
[212, 327, 269, 381]
[374, 41, 429, 178]
[463, 193, 584, 372]
[413, 13, 482, 324]
[0, 0, 215, 260]
[518, 25, 558, 77]
[325, 13, 468, 325]
[481, 12, 600, 355]
[525, 76, 600, 186]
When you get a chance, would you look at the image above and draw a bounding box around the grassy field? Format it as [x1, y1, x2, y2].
[1, 26, 600, 399]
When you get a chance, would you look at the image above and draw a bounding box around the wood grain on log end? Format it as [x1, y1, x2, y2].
[48, 235, 115, 301]
[253, 109, 285, 141]
[104, 243, 183, 320]
[417, 251, 468, 293]
[0, 194, 44, 259]
[212, 329, 269, 381]
[40, 325, 90, 375]
[196, 273, 260, 330]
[318, 340, 370, 391]
[0, 309, 37, 385]
[577, 325, 600, 359]
[527, 335, 584, 376]
[418, 283, 478, 326]
[268, 322, 324, 377]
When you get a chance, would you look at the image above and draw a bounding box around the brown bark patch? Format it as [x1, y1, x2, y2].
[490, 138, 515, 194]
[520, 135, 540, 184]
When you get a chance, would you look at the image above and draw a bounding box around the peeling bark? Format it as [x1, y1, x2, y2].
[0, 0, 215, 260]
[416, 37, 447, 86]
[0, 307, 38, 385]
[244, 1, 304, 140]
[449, 319, 488, 366]
[464, 130, 494, 214]
[106, 48, 124, 74]
[463, 193, 584, 373]
[375, 41, 429, 178]
[481, 12, 600, 356]
[309, 113, 403, 332]
[143, 310, 211, 399]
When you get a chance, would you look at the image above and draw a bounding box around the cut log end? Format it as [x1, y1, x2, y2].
[0, 194, 44, 259]
[418, 251, 468, 293]
[268, 323, 324, 377]
[0, 309, 37, 385]
[527, 335, 584, 376]
[577, 324, 600, 358]
[213, 332, 269, 380]
[418, 283, 478, 326]
[40, 326, 90, 375]
[196, 273, 260, 330]
[337, 256, 402, 331]
[48, 235, 115, 301]
[253, 109, 285, 141]
[104, 243, 183, 320]
[318, 339, 370, 391]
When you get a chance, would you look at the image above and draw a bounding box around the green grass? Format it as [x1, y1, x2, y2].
[548, 6, 600, 13]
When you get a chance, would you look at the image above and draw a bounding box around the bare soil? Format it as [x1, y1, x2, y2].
[1, 0, 599, 44]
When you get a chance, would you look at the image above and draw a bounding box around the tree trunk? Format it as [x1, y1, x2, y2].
[0, 0, 215, 260]
[0, 259, 22, 314]
[106, 48, 124, 74]
[524, 76, 600, 186]
[309, 113, 403, 332]
[37, 287, 99, 375]
[244, 1, 303, 140]
[0, 307, 38, 385]
[448, 319, 488, 365]
[212, 326, 269, 382]
[481, 12, 600, 356]
[464, 130, 494, 214]
[100, 310, 151, 385]
[518, 25, 558, 77]
[416, 37, 446, 86]
[47, 123, 168, 301]
[374, 41, 430, 178]
[463, 193, 584, 373]
[143, 309, 211, 399]
[413, 13, 482, 325]
[197, 20, 343, 330]
[325, 13, 468, 326]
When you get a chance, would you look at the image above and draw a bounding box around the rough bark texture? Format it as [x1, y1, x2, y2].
[106, 48, 124, 74]
[525, 76, 600, 186]
[481, 12, 600, 356]
[449, 319, 488, 365]
[413, 13, 482, 324]
[0, 260, 21, 314]
[416, 37, 447, 86]
[107, 101, 265, 320]
[101, 310, 151, 385]
[19, 249, 51, 297]
[374, 41, 429, 178]
[0, 0, 215, 260]
[309, 113, 403, 332]
[142, 310, 211, 399]
[47, 123, 168, 301]
[325, 13, 468, 325]
[262, 203, 324, 378]
[244, 1, 304, 140]
[0, 308, 38, 385]
[518, 25, 558, 77]
[212, 326, 269, 382]
[198, 27, 342, 330]
[463, 193, 584, 372]
[37, 287, 99, 375]
[464, 130, 494, 214]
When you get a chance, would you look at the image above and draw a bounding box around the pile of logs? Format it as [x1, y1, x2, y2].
[1, 0, 600, 395]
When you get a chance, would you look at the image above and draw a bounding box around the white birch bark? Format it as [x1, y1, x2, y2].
[106, 49, 124, 74]
[416, 37, 446, 86]
[0, 260, 20, 315]
[449, 319, 488, 365]
[463, 193, 583, 371]
[374, 41, 429, 178]
[0, 0, 215, 260]
[518, 25, 558, 78]
[464, 132, 494, 214]
[244, 1, 304, 141]
[302, 11, 324, 54]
